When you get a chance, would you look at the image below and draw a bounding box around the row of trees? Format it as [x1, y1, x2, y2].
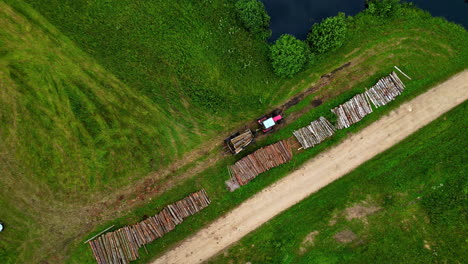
[235, 0, 402, 78]
[271, 13, 346, 77]
[235, 0, 271, 39]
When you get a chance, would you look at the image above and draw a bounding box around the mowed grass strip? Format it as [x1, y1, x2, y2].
[0, 2, 184, 194]
[208, 102, 467, 264]
[0, 2, 197, 263]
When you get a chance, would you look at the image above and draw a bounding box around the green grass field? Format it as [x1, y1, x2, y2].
[0, 1, 467, 263]
[2, 0, 286, 194]
[65, 6, 467, 264]
[208, 102, 467, 264]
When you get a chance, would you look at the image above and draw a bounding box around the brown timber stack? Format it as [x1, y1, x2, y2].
[365, 71, 405, 107]
[229, 129, 254, 154]
[293, 116, 335, 149]
[88, 189, 210, 264]
[229, 140, 292, 186]
[331, 93, 373, 129]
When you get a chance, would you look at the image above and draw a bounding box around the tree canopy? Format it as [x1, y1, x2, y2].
[235, 0, 271, 38]
[270, 34, 310, 78]
[307, 13, 347, 54]
[366, 0, 402, 17]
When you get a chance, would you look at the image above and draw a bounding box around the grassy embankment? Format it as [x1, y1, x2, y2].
[4, 0, 285, 195]
[65, 5, 467, 264]
[0, 0, 467, 263]
[209, 102, 467, 264]
[0, 0, 282, 263]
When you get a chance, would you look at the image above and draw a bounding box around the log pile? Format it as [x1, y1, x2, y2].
[293, 117, 335, 149]
[331, 93, 373, 129]
[365, 71, 405, 107]
[226, 129, 254, 154]
[89, 189, 210, 264]
[229, 140, 292, 186]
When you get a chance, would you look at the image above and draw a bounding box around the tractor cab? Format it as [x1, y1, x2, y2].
[257, 111, 283, 133]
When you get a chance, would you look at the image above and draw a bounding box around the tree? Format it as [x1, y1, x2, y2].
[366, 0, 401, 17]
[307, 13, 347, 54]
[235, 0, 271, 38]
[270, 34, 310, 78]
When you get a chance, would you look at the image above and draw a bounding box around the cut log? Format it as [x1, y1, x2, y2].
[88, 189, 210, 264]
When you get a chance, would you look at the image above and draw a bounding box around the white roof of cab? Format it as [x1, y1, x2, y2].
[263, 117, 275, 129]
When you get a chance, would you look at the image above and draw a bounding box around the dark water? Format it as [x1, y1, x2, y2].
[261, 0, 468, 40]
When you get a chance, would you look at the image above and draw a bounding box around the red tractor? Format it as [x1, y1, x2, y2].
[257, 110, 283, 133]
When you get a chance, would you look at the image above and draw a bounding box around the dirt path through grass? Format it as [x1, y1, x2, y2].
[151, 70, 468, 264]
[85, 60, 354, 217]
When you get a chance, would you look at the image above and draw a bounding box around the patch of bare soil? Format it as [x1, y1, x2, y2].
[299, 231, 319, 254]
[345, 202, 381, 224]
[334, 229, 357, 243]
[328, 200, 381, 226]
[345, 48, 361, 58]
[328, 215, 338, 226]
[424, 240, 432, 250]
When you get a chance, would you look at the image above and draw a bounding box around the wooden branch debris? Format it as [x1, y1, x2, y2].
[394, 66, 411, 80]
[227, 129, 254, 154]
[84, 225, 115, 244]
[331, 93, 373, 129]
[229, 140, 292, 186]
[365, 71, 405, 108]
[89, 189, 210, 264]
[225, 165, 241, 192]
[293, 117, 335, 149]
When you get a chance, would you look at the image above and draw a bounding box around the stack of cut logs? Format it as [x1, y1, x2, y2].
[226, 71, 407, 191]
[89, 189, 210, 264]
[229, 140, 292, 186]
[331, 93, 373, 129]
[293, 117, 335, 149]
[365, 71, 405, 107]
[229, 129, 254, 154]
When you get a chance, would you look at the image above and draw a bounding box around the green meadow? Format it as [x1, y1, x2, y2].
[0, 0, 466, 263]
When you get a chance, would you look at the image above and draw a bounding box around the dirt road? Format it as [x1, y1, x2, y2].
[151, 70, 468, 264]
